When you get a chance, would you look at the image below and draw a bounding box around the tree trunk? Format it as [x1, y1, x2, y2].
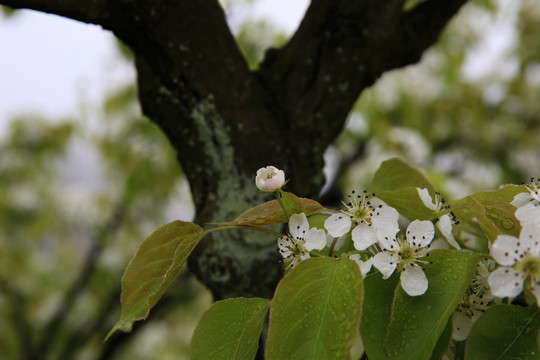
[1, 0, 468, 300]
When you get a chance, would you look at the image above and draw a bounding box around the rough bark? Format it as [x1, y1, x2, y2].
[1, 0, 468, 300]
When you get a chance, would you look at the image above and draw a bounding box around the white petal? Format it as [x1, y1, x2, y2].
[452, 311, 474, 341]
[352, 223, 378, 250]
[515, 203, 540, 227]
[289, 213, 309, 239]
[400, 265, 428, 296]
[324, 213, 352, 238]
[277, 236, 293, 259]
[520, 224, 540, 255]
[416, 187, 438, 211]
[406, 220, 434, 248]
[437, 214, 461, 250]
[304, 228, 327, 251]
[372, 252, 398, 279]
[491, 235, 521, 266]
[349, 254, 373, 277]
[511, 192, 533, 208]
[372, 205, 400, 240]
[488, 267, 524, 298]
[255, 166, 285, 192]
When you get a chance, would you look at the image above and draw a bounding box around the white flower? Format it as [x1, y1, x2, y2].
[512, 178, 540, 207]
[324, 191, 399, 251]
[278, 213, 326, 268]
[452, 260, 496, 341]
[488, 225, 540, 304]
[372, 220, 434, 296]
[416, 187, 461, 250]
[512, 178, 540, 227]
[255, 166, 285, 192]
[452, 292, 491, 341]
[349, 254, 373, 278]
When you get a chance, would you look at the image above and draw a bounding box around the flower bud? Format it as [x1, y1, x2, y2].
[255, 166, 285, 192]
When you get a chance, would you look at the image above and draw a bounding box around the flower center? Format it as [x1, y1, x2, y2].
[342, 190, 374, 226]
[288, 238, 307, 257]
[517, 254, 540, 278]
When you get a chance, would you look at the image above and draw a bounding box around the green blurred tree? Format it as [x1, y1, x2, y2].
[0, 0, 538, 358]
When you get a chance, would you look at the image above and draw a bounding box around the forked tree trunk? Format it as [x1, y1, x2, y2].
[1, 0, 467, 300]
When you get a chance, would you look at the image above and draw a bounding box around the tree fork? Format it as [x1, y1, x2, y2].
[1, 0, 468, 300]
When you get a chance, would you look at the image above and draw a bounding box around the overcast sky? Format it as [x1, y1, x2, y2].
[0, 1, 310, 136]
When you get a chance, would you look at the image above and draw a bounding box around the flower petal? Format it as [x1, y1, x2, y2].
[520, 224, 540, 256]
[255, 166, 285, 192]
[416, 187, 438, 211]
[511, 192, 533, 208]
[372, 205, 400, 240]
[400, 265, 428, 296]
[406, 220, 434, 248]
[349, 254, 373, 278]
[289, 213, 309, 239]
[352, 223, 378, 250]
[304, 228, 327, 251]
[452, 311, 474, 341]
[515, 203, 540, 227]
[372, 252, 398, 279]
[437, 214, 461, 250]
[488, 267, 524, 298]
[491, 235, 521, 266]
[324, 213, 352, 238]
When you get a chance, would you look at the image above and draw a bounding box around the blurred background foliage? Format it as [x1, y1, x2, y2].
[0, 0, 539, 358]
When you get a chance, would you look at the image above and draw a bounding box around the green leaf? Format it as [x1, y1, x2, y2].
[430, 319, 452, 360]
[106, 221, 205, 338]
[479, 199, 521, 237]
[456, 184, 526, 204]
[191, 297, 270, 360]
[370, 158, 436, 220]
[465, 305, 540, 360]
[385, 250, 479, 360]
[362, 250, 479, 360]
[376, 187, 435, 220]
[371, 157, 435, 194]
[266, 257, 363, 360]
[361, 272, 400, 360]
[228, 192, 323, 226]
[452, 197, 514, 242]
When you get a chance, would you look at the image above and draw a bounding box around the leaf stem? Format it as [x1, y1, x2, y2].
[275, 189, 290, 220]
[328, 237, 339, 257]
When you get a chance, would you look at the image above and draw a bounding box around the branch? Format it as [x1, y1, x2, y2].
[0, 0, 110, 25]
[258, 0, 468, 149]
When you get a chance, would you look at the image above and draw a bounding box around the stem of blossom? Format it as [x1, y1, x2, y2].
[205, 224, 284, 238]
[275, 189, 290, 220]
[328, 237, 339, 257]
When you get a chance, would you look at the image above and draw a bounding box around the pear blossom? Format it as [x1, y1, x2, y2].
[349, 254, 373, 278]
[416, 187, 461, 250]
[512, 178, 540, 227]
[452, 292, 492, 341]
[255, 166, 285, 192]
[372, 220, 435, 296]
[488, 224, 540, 304]
[278, 213, 326, 268]
[324, 190, 399, 251]
[452, 260, 496, 341]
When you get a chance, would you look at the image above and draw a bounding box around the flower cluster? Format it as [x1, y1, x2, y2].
[486, 179, 540, 305]
[256, 167, 444, 296]
[252, 165, 540, 351]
